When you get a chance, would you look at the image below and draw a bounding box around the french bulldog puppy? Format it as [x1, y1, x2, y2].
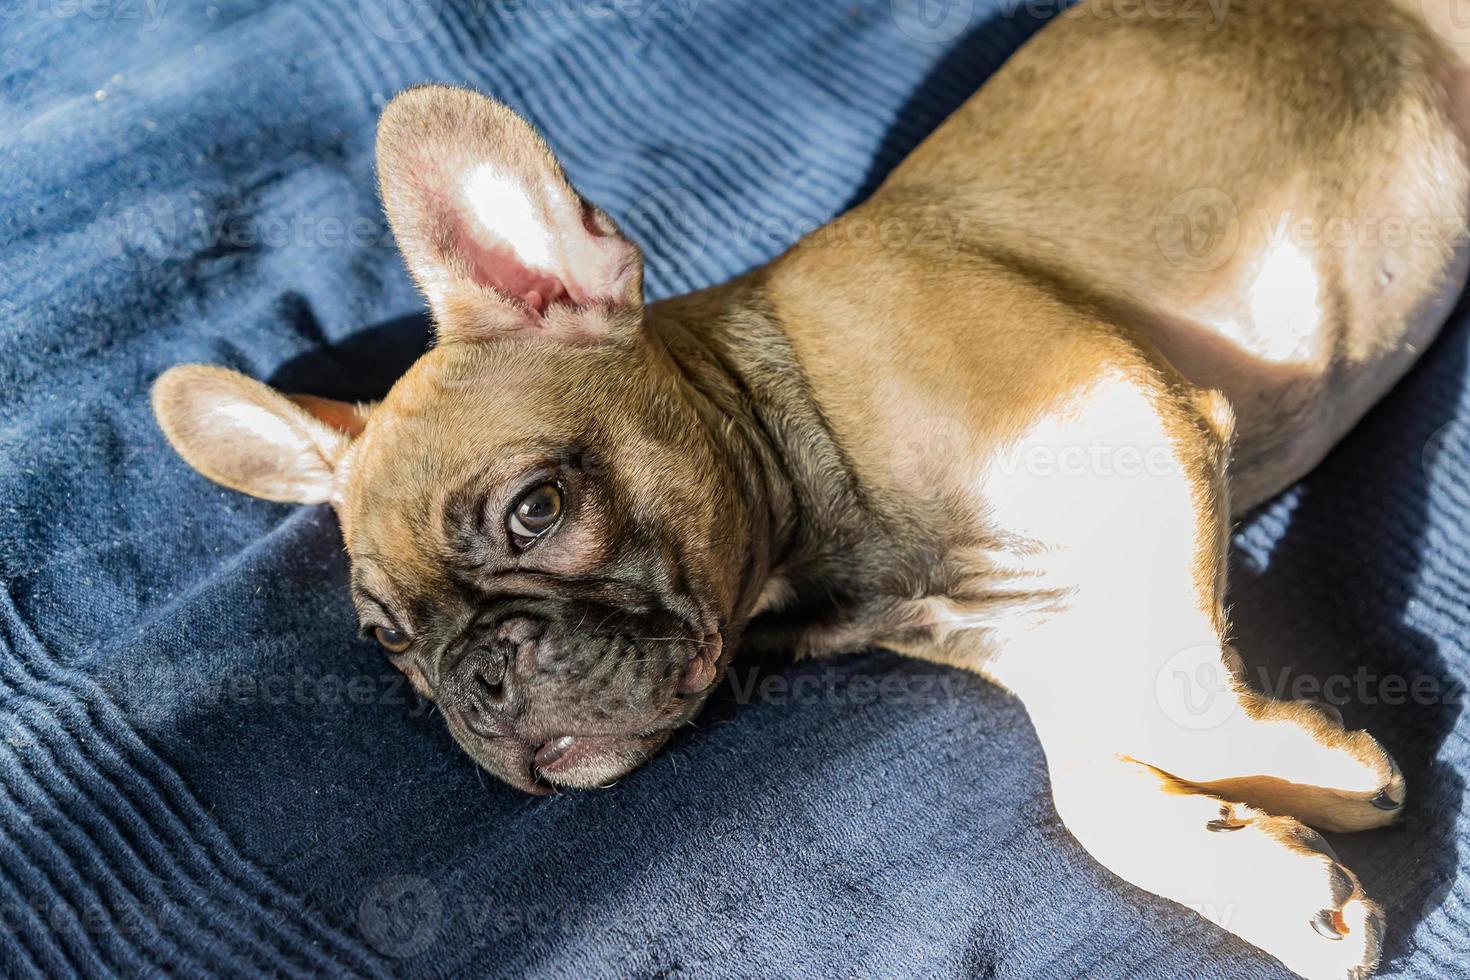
[151, 1, 1470, 976]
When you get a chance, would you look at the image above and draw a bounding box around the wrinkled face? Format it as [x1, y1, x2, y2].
[150, 85, 755, 792]
[339, 339, 744, 791]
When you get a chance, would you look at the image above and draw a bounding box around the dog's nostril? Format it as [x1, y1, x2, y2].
[480, 646, 509, 684]
[473, 672, 504, 704]
[453, 646, 513, 715]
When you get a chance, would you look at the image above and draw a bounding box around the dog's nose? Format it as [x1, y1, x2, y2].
[449, 645, 517, 738]
[446, 616, 548, 730]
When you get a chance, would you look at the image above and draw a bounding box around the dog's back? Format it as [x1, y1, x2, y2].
[855, 0, 1470, 509]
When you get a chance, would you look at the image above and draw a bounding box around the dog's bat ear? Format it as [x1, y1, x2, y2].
[376, 84, 644, 344]
[151, 365, 372, 505]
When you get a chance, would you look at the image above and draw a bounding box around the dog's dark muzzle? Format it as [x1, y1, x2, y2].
[429, 599, 724, 792]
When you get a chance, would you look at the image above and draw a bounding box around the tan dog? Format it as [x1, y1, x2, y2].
[151, 1, 1470, 976]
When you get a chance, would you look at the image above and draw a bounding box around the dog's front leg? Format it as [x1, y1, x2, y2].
[1036, 743, 1383, 980]
[894, 372, 1402, 979]
[993, 629, 1397, 980]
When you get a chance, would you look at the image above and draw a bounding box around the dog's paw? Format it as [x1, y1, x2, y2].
[1144, 673, 1407, 833]
[1050, 757, 1389, 979]
[1204, 802, 1384, 980]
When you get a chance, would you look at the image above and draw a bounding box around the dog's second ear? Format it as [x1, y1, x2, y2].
[151, 365, 371, 505]
[376, 85, 643, 344]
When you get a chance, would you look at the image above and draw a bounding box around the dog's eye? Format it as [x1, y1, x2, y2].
[373, 626, 411, 654]
[507, 482, 563, 548]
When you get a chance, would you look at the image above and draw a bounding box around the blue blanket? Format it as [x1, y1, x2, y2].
[1, 1, 1466, 976]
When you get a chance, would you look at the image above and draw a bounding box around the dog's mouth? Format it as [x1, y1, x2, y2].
[677, 627, 724, 693]
[443, 714, 679, 794]
[530, 730, 675, 789]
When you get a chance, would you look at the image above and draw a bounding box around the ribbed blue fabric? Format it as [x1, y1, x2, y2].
[0, 0, 1464, 976]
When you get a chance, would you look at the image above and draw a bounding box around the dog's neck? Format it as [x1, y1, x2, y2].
[648, 274, 909, 649]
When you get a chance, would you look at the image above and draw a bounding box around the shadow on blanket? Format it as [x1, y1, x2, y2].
[269, 307, 432, 402]
[1228, 318, 1470, 971]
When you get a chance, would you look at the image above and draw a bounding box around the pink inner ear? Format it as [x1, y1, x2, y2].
[418, 167, 639, 320]
[452, 216, 636, 316]
[455, 231, 568, 315]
